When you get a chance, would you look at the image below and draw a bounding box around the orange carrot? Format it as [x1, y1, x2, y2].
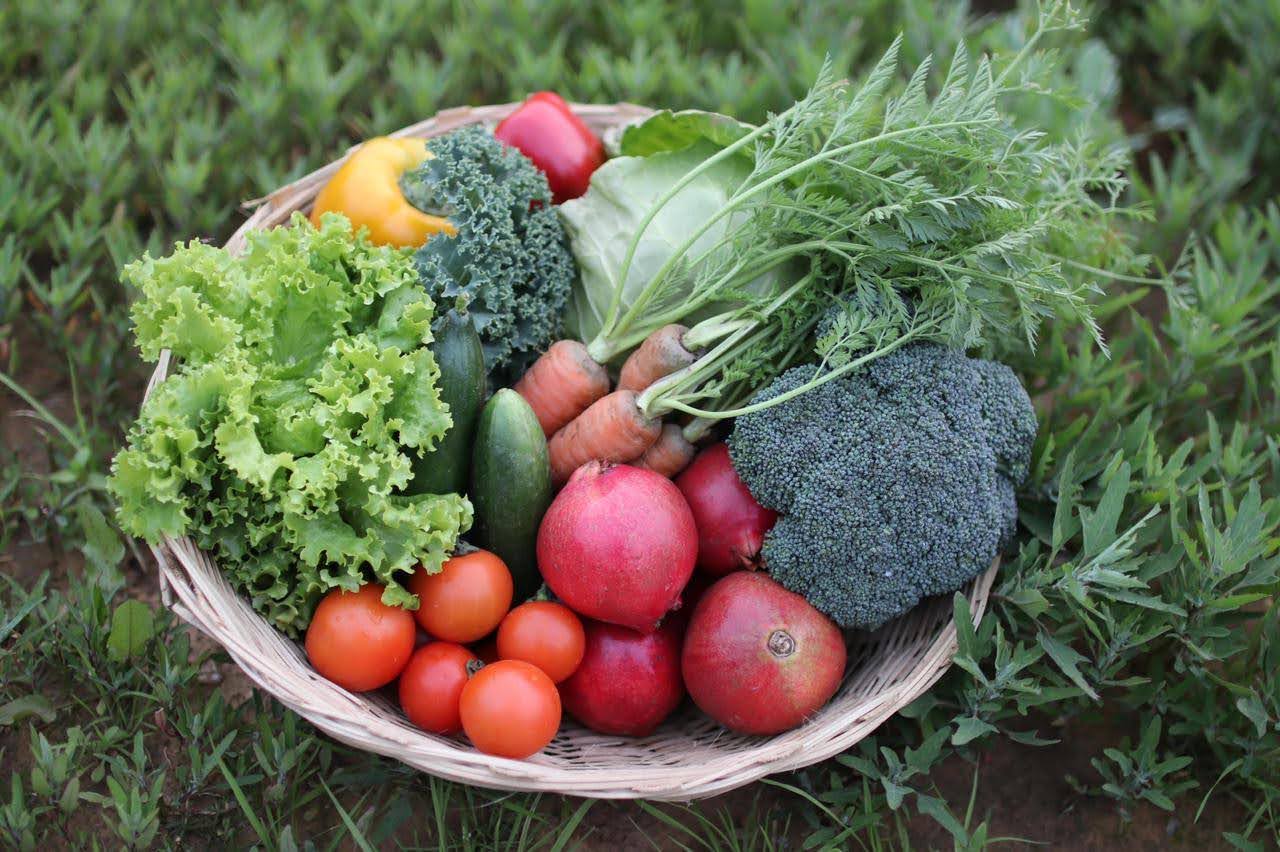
[549, 390, 661, 485]
[632, 423, 697, 478]
[514, 340, 610, 437]
[617, 324, 696, 393]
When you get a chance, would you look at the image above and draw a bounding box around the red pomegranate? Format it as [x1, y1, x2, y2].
[675, 443, 777, 576]
[682, 572, 845, 735]
[559, 617, 685, 736]
[537, 461, 697, 632]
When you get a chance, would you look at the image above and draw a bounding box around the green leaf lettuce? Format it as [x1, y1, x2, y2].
[110, 213, 472, 634]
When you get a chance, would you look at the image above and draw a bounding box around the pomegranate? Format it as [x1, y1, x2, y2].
[559, 618, 684, 736]
[537, 461, 697, 632]
[675, 443, 777, 576]
[682, 572, 845, 735]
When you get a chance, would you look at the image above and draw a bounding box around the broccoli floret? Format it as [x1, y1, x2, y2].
[727, 342, 1037, 630]
[402, 127, 576, 380]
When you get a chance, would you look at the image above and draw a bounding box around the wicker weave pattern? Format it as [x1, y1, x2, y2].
[144, 102, 998, 800]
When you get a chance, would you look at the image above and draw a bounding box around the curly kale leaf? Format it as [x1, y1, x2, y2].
[403, 127, 576, 380]
[110, 213, 472, 635]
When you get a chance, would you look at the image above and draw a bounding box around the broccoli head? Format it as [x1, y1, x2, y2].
[402, 127, 576, 380]
[727, 343, 1037, 631]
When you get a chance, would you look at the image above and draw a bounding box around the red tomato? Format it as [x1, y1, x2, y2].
[494, 91, 604, 203]
[398, 642, 481, 735]
[496, 601, 585, 683]
[304, 585, 415, 692]
[409, 550, 513, 643]
[459, 660, 561, 758]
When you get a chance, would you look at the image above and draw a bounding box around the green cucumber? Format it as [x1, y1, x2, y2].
[411, 311, 486, 496]
[471, 389, 552, 600]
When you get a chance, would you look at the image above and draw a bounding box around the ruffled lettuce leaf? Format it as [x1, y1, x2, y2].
[110, 213, 471, 635]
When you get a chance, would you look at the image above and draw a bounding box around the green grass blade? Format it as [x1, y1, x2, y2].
[320, 778, 376, 852]
[549, 798, 594, 852]
[215, 755, 272, 850]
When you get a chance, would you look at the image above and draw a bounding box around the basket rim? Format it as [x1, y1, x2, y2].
[143, 100, 1000, 801]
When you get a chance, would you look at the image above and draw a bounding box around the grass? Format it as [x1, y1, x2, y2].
[4, 0, 1280, 848]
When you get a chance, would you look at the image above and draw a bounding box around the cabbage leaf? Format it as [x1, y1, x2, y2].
[558, 139, 780, 359]
[617, 108, 754, 157]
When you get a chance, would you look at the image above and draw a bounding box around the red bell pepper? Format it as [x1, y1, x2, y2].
[495, 92, 605, 203]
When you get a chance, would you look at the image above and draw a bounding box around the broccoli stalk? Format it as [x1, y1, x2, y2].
[727, 342, 1037, 630]
[402, 127, 576, 381]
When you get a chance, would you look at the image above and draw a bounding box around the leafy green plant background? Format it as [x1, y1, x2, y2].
[2, 0, 1278, 848]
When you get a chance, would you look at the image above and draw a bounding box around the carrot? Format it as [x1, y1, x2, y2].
[514, 340, 611, 437]
[617, 324, 696, 393]
[548, 390, 661, 485]
[631, 423, 696, 478]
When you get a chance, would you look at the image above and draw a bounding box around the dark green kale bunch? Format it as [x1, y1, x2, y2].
[402, 126, 576, 380]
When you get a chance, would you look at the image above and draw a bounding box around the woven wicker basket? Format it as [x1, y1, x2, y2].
[146, 102, 999, 801]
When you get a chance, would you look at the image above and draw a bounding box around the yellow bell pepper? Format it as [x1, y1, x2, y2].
[310, 137, 456, 248]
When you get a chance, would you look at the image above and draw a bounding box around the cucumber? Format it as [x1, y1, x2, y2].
[471, 389, 552, 600]
[411, 311, 486, 496]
